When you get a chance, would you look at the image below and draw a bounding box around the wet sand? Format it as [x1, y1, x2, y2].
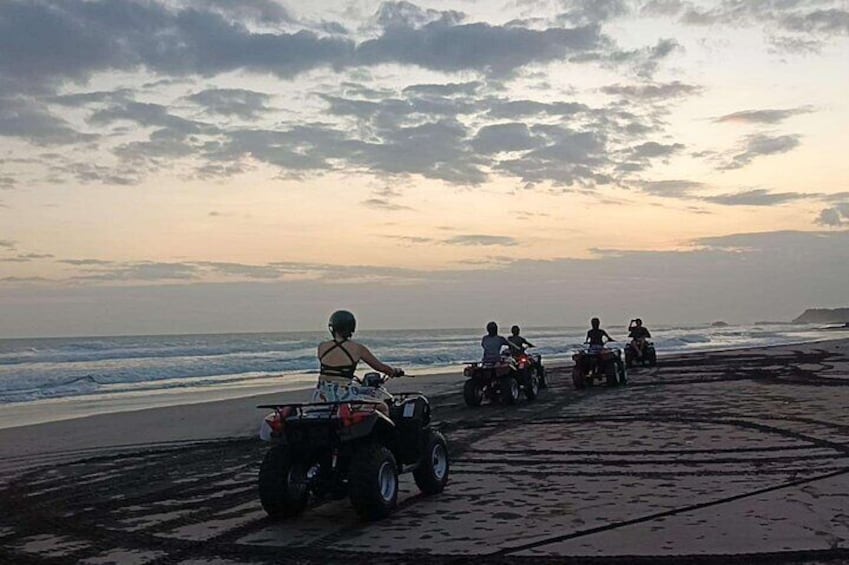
[1, 339, 848, 564]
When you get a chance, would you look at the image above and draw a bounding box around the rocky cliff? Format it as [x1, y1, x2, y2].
[793, 308, 849, 324]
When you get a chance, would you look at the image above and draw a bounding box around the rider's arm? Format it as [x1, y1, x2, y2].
[645, 329, 652, 338]
[359, 345, 398, 376]
[504, 336, 521, 351]
[585, 331, 591, 343]
[525, 338, 535, 348]
[603, 330, 614, 342]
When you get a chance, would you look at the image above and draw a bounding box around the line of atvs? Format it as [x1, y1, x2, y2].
[255, 340, 657, 522]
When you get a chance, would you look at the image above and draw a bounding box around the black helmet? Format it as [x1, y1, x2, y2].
[511, 325, 520, 336]
[486, 321, 498, 336]
[635, 318, 643, 325]
[591, 317, 600, 328]
[329, 310, 356, 338]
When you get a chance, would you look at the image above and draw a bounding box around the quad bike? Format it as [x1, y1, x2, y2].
[513, 344, 548, 389]
[571, 347, 627, 389]
[257, 372, 448, 521]
[462, 351, 540, 407]
[624, 340, 657, 368]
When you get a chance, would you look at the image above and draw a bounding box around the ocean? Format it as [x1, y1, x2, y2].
[0, 323, 844, 405]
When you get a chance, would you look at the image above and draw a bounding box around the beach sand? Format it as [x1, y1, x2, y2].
[1, 339, 848, 563]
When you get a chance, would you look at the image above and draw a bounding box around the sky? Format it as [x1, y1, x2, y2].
[0, 0, 848, 338]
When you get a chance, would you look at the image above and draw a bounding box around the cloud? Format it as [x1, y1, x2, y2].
[71, 261, 201, 282]
[721, 133, 802, 170]
[0, 96, 95, 144]
[628, 141, 685, 159]
[637, 179, 705, 197]
[361, 198, 412, 211]
[443, 235, 518, 246]
[355, 20, 603, 76]
[601, 81, 702, 101]
[779, 8, 849, 35]
[0, 0, 607, 101]
[0, 253, 54, 263]
[401, 82, 483, 97]
[495, 126, 609, 186]
[557, 0, 631, 25]
[184, 0, 293, 24]
[714, 106, 815, 125]
[702, 189, 811, 206]
[184, 88, 273, 120]
[816, 203, 849, 227]
[6, 230, 848, 336]
[373, 1, 464, 30]
[470, 123, 541, 154]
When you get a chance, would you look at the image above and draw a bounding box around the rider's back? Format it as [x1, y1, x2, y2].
[481, 335, 508, 363]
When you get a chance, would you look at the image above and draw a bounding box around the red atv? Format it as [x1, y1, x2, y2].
[462, 353, 540, 407]
[257, 372, 448, 521]
[571, 347, 627, 389]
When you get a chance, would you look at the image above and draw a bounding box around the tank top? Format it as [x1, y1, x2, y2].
[319, 339, 359, 385]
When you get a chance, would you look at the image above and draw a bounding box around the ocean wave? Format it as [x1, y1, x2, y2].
[0, 324, 837, 404]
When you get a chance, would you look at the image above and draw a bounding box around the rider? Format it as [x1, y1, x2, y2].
[585, 317, 614, 352]
[628, 318, 652, 359]
[314, 310, 403, 407]
[507, 325, 535, 353]
[481, 321, 520, 363]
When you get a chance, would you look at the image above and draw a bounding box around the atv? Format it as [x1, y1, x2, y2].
[513, 344, 548, 389]
[462, 352, 540, 407]
[571, 347, 627, 389]
[257, 372, 448, 521]
[624, 340, 657, 368]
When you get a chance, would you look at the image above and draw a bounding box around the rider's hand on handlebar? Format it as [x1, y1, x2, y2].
[390, 368, 405, 378]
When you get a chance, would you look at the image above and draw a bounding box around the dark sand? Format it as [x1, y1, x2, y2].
[1, 339, 848, 564]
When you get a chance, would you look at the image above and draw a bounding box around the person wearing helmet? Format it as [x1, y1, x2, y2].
[628, 318, 652, 359]
[585, 317, 614, 353]
[481, 321, 520, 364]
[507, 325, 535, 352]
[314, 310, 403, 405]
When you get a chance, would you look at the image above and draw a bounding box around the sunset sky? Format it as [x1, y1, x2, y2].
[1, 0, 848, 337]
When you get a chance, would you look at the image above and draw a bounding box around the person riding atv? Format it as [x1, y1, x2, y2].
[463, 322, 539, 406]
[315, 310, 403, 413]
[625, 318, 657, 367]
[481, 321, 521, 363]
[571, 317, 626, 388]
[257, 310, 448, 521]
[508, 325, 547, 389]
[627, 319, 651, 358]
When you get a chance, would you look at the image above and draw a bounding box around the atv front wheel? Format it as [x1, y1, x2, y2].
[463, 379, 483, 407]
[413, 430, 449, 495]
[499, 376, 519, 404]
[258, 447, 309, 520]
[646, 348, 657, 366]
[349, 444, 399, 521]
[572, 366, 586, 389]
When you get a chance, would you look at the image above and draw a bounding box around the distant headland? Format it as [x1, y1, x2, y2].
[793, 308, 849, 324]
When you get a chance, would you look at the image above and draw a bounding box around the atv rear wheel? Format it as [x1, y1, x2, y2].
[537, 366, 548, 389]
[349, 444, 398, 521]
[604, 361, 618, 386]
[413, 430, 449, 495]
[524, 374, 539, 401]
[499, 376, 519, 404]
[258, 447, 309, 520]
[572, 366, 586, 389]
[463, 379, 483, 407]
